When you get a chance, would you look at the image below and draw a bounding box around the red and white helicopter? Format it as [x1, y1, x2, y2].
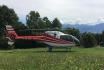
[6, 25, 80, 51]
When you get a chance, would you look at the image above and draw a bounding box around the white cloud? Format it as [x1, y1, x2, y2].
[60, 20, 64, 24]
[76, 18, 81, 24]
[69, 20, 74, 24]
[60, 20, 70, 24]
[86, 17, 104, 25]
[98, 17, 104, 23]
[60, 19, 81, 25]
[87, 20, 95, 25]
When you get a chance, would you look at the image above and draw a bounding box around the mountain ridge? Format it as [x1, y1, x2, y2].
[62, 23, 104, 33]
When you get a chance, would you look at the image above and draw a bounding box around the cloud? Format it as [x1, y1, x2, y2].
[60, 20, 64, 24]
[60, 19, 76, 25]
[76, 18, 81, 23]
[60, 20, 70, 24]
[87, 17, 104, 25]
[60, 19, 81, 25]
[98, 17, 104, 23]
[87, 20, 95, 25]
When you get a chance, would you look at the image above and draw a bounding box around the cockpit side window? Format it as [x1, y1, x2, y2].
[60, 35, 74, 42]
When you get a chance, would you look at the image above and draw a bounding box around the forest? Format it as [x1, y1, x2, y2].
[0, 5, 104, 49]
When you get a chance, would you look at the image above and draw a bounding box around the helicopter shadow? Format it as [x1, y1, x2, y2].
[48, 50, 76, 53]
[34, 50, 76, 53]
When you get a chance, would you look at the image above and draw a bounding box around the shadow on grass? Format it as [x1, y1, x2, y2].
[0, 48, 76, 54]
[34, 50, 76, 53]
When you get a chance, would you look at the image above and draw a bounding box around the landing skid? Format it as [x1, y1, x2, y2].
[47, 47, 71, 52]
[48, 47, 52, 52]
[66, 48, 71, 51]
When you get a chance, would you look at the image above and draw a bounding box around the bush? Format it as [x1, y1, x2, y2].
[0, 36, 8, 49]
[7, 45, 15, 50]
[81, 32, 97, 48]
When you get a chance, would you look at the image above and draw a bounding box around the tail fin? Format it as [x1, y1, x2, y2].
[6, 25, 18, 45]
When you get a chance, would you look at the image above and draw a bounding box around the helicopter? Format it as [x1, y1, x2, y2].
[6, 25, 80, 51]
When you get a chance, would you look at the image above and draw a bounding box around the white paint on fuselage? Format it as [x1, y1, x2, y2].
[44, 42, 75, 48]
[45, 31, 65, 39]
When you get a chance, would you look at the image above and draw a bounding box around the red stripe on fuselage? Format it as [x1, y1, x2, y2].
[15, 33, 74, 44]
[43, 33, 74, 44]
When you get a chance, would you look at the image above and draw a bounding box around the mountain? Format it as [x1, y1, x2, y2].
[62, 23, 104, 33]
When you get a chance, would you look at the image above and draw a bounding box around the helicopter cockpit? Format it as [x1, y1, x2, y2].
[45, 31, 80, 46]
[60, 34, 80, 46]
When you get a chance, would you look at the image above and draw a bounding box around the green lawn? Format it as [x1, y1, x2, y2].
[0, 47, 104, 70]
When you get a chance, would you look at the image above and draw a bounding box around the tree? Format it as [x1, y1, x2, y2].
[94, 33, 102, 45]
[37, 18, 46, 29]
[0, 5, 28, 49]
[0, 5, 19, 26]
[52, 18, 62, 29]
[26, 11, 40, 29]
[43, 17, 52, 28]
[0, 36, 8, 49]
[101, 31, 104, 41]
[81, 32, 97, 48]
[14, 22, 27, 36]
[0, 5, 20, 37]
[26, 11, 49, 36]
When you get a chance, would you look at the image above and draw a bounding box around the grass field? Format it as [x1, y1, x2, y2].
[0, 47, 104, 70]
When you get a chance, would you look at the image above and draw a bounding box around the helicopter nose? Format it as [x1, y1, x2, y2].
[69, 35, 81, 46]
[74, 39, 81, 46]
[73, 37, 80, 46]
[74, 39, 80, 46]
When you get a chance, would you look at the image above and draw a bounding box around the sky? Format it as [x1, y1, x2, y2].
[1, 0, 104, 25]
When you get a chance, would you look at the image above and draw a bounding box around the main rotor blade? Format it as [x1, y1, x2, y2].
[18, 29, 45, 31]
[17, 27, 60, 31]
[25, 29, 44, 30]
